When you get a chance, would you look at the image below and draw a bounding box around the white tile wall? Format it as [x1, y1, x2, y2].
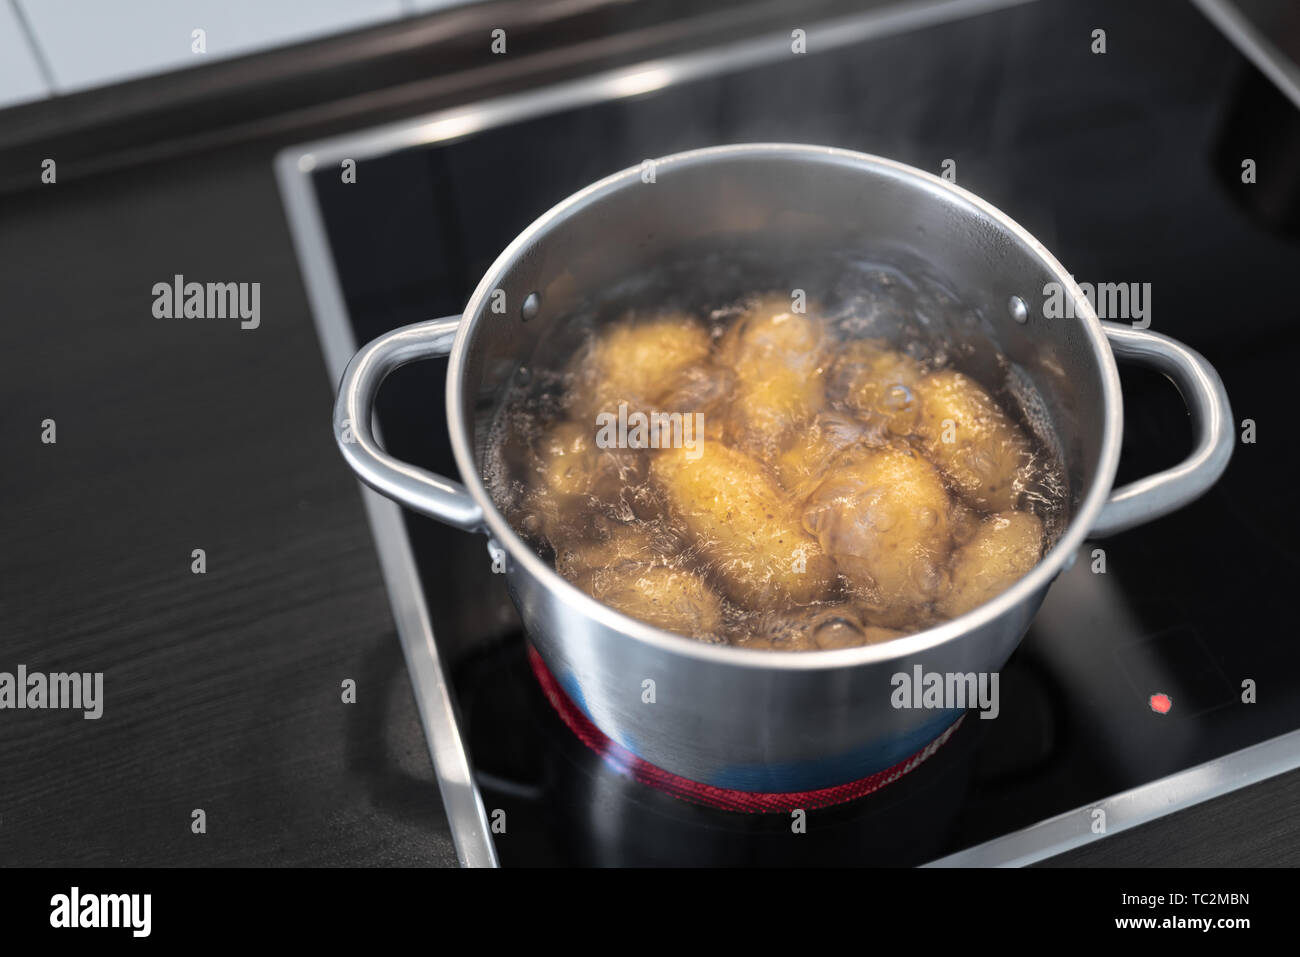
[12, 0, 406, 95]
[0, 0, 51, 108]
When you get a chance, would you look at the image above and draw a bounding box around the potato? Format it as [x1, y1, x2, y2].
[583, 561, 724, 638]
[941, 510, 1043, 618]
[535, 420, 644, 503]
[743, 604, 904, 651]
[830, 339, 926, 437]
[949, 501, 984, 548]
[658, 360, 734, 415]
[566, 311, 712, 421]
[553, 520, 686, 588]
[914, 369, 1032, 513]
[655, 360, 733, 446]
[717, 295, 827, 456]
[736, 611, 817, 651]
[775, 411, 881, 493]
[717, 294, 824, 370]
[528, 419, 647, 539]
[651, 443, 835, 606]
[802, 447, 954, 624]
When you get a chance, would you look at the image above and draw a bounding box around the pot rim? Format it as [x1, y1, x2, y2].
[445, 143, 1122, 671]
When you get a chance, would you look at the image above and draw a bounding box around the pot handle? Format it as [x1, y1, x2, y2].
[1089, 321, 1234, 537]
[334, 316, 484, 531]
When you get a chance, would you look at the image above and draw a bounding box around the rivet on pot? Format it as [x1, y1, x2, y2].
[1008, 295, 1029, 324]
[521, 292, 541, 322]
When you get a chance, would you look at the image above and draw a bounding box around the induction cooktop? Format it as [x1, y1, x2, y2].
[277, 0, 1300, 866]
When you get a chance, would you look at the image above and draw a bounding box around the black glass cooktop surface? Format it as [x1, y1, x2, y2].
[293, 0, 1300, 864]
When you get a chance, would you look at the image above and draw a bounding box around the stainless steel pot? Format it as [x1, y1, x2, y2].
[335, 144, 1233, 794]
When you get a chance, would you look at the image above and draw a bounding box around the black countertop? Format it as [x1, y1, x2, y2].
[0, 147, 456, 865]
[2, 0, 1299, 867]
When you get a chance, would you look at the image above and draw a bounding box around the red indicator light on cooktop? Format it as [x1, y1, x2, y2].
[1149, 693, 1173, 714]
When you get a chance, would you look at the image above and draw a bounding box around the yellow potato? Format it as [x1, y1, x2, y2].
[716, 294, 824, 370]
[528, 420, 647, 541]
[775, 411, 881, 493]
[582, 561, 724, 638]
[553, 522, 668, 587]
[651, 443, 835, 606]
[566, 311, 712, 421]
[744, 604, 904, 651]
[655, 360, 733, 445]
[802, 447, 954, 624]
[915, 369, 1032, 513]
[949, 501, 984, 548]
[830, 338, 926, 436]
[941, 511, 1043, 618]
[717, 294, 827, 456]
[534, 419, 643, 505]
[737, 612, 817, 651]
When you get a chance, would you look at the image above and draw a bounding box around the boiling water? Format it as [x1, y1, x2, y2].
[485, 263, 1067, 651]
